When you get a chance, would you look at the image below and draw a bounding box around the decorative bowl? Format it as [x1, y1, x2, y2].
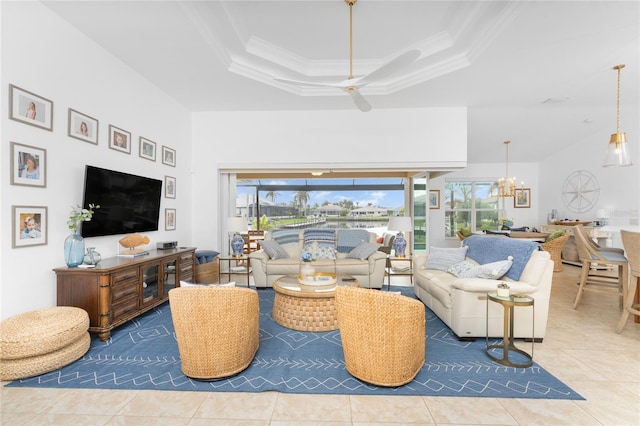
[297, 272, 337, 291]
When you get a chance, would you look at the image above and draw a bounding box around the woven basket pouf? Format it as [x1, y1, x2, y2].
[0, 306, 90, 380]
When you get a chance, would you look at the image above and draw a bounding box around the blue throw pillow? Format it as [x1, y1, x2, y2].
[303, 244, 337, 260]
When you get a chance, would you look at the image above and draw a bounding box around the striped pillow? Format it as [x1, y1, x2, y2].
[271, 230, 300, 247]
[336, 229, 370, 253]
[303, 229, 336, 248]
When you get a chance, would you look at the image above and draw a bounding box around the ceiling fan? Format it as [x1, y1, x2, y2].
[275, 0, 420, 112]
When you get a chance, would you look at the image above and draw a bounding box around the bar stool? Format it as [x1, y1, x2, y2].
[572, 225, 628, 310]
[616, 230, 640, 333]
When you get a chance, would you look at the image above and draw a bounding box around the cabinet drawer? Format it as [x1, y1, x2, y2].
[111, 269, 139, 302]
[111, 293, 139, 320]
[179, 253, 194, 268]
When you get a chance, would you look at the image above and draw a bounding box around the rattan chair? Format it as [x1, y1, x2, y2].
[572, 224, 628, 310]
[540, 234, 570, 272]
[616, 230, 640, 333]
[168, 286, 259, 379]
[335, 286, 425, 387]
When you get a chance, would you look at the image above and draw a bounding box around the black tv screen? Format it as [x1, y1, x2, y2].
[81, 165, 162, 238]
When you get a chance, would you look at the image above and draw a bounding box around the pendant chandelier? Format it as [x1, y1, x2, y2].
[493, 140, 524, 198]
[603, 64, 632, 167]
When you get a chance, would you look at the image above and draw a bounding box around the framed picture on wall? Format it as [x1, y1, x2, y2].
[162, 146, 176, 167]
[9, 84, 53, 131]
[165, 208, 176, 231]
[514, 188, 531, 208]
[429, 190, 440, 209]
[68, 108, 98, 144]
[12, 205, 48, 248]
[109, 125, 131, 154]
[139, 137, 156, 161]
[165, 176, 176, 199]
[10, 142, 46, 188]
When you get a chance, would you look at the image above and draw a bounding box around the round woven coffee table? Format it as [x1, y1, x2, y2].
[272, 274, 359, 332]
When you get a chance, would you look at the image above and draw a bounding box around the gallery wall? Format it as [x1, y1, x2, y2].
[1, 2, 192, 320]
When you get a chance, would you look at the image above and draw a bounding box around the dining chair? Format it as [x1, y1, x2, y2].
[572, 224, 628, 310]
[616, 230, 640, 333]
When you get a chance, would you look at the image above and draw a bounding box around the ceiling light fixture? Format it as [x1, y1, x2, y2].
[311, 172, 324, 176]
[603, 64, 632, 167]
[492, 140, 524, 198]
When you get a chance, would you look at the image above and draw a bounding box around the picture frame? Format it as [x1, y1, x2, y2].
[165, 208, 176, 231]
[109, 125, 131, 154]
[10, 142, 46, 188]
[12, 205, 48, 248]
[165, 175, 176, 199]
[429, 190, 440, 209]
[514, 188, 531, 208]
[68, 108, 98, 145]
[9, 84, 53, 131]
[139, 137, 156, 161]
[162, 146, 176, 167]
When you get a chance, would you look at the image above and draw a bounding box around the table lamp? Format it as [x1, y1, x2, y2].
[387, 216, 413, 257]
[228, 216, 248, 257]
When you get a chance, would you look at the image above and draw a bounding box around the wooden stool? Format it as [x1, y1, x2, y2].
[0, 306, 90, 380]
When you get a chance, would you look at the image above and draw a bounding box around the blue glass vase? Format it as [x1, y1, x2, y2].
[64, 230, 85, 268]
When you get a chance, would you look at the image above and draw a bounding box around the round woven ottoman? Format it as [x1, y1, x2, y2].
[0, 306, 91, 381]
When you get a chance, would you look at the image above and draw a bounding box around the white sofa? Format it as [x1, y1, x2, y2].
[412, 235, 554, 340]
[249, 228, 387, 289]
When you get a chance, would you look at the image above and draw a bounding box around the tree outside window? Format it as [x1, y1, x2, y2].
[444, 181, 499, 237]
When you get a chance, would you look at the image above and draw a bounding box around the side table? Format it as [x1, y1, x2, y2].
[385, 256, 413, 290]
[485, 292, 534, 368]
[218, 255, 251, 287]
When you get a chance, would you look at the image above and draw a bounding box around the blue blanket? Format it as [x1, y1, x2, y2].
[462, 235, 541, 281]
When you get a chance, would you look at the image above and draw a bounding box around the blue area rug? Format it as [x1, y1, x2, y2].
[8, 287, 583, 399]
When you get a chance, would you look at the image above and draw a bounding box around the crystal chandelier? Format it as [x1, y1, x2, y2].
[493, 140, 524, 198]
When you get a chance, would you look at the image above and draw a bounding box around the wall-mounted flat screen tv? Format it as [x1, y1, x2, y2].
[81, 165, 162, 238]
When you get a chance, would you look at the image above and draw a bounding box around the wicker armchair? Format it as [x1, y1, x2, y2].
[168, 286, 259, 379]
[335, 286, 425, 387]
[540, 234, 570, 272]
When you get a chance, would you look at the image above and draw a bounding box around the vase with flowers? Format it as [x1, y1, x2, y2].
[64, 203, 99, 267]
[300, 250, 315, 279]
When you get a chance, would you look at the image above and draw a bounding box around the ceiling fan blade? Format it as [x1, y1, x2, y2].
[273, 77, 341, 88]
[357, 49, 421, 86]
[346, 87, 371, 112]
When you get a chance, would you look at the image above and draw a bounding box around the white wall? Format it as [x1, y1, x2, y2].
[429, 111, 640, 249]
[190, 108, 468, 252]
[536, 117, 640, 249]
[1, 2, 192, 320]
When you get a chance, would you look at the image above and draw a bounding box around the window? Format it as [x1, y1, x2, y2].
[444, 180, 499, 237]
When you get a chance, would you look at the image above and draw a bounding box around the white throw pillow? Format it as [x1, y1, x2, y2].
[425, 246, 468, 271]
[446, 257, 513, 279]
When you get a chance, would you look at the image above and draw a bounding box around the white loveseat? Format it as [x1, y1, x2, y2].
[249, 228, 387, 289]
[413, 235, 554, 340]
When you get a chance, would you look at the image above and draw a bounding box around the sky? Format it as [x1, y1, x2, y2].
[237, 178, 406, 209]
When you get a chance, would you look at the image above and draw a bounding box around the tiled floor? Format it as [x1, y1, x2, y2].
[2, 264, 639, 425]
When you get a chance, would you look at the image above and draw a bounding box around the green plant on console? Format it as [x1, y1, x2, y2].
[67, 203, 100, 231]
